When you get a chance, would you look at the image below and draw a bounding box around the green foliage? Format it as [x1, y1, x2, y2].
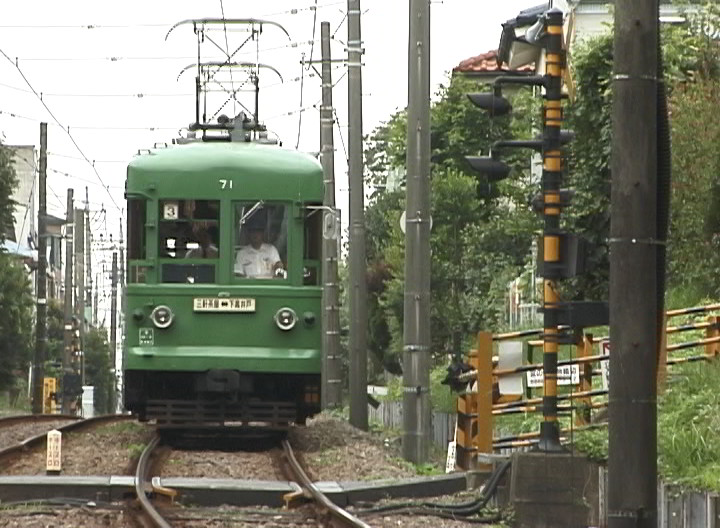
[658, 360, 720, 491]
[0, 252, 33, 391]
[668, 78, 720, 296]
[564, 34, 613, 300]
[46, 300, 65, 365]
[363, 74, 539, 378]
[84, 326, 114, 414]
[0, 143, 18, 243]
[573, 427, 609, 463]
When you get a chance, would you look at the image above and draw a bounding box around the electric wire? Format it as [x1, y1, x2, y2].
[0, 1, 347, 30]
[0, 48, 122, 214]
[218, 0, 236, 116]
[295, 53, 306, 149]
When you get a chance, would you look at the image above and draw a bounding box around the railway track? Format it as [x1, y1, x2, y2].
[133, 432, 372, 527]
[280, 438, 371, 528]
[0, 413, 132, 467]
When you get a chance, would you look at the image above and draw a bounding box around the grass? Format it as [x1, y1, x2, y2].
[570, 359, 720, 492]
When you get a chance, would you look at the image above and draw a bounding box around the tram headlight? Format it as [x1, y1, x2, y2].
[150, 305, 174, 329]
[274, 307, 297, 331]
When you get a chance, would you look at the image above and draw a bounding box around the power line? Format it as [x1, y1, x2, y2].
[0, 1, 347, 30]
[218, 0, 237, 116]
[0, 48, 122, 214]
[0, 109, 180, 131]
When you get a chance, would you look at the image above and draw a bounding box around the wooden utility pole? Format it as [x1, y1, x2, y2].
[320, 21, 342, 409]
[403, 0, 431, 463]
[347, 0, 368, 430]
[32, 123, 48, 414]
[74, 208, 85, 385]
[609, 1, 659, 526]
[62, 188, 74, 414]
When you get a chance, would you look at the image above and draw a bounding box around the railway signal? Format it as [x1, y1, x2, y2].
[465, 8, 608, 452]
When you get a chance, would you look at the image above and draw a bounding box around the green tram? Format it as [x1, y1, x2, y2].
[123, 141, 326, 427]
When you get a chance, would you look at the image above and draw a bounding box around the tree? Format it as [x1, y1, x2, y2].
[0, 253, 34, 391]
[0, 143, 17, 243]
[362, 75, 539, 376]
[84, 326, 114, 414]
[0, 142, 32, 393]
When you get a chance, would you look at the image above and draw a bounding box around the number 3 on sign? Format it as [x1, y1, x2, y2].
[219, 179, 233, 189]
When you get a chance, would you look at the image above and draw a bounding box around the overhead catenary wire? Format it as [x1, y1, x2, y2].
[0, 48, 122, 214]
[0, 1, 347, 30]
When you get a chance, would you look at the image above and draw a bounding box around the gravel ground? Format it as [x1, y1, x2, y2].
[0, 413, 507, 527]
[290, 413, 418, 481]
[159, 447, 283, 480]
[2, 420, 153, 476]
[0, 504, 134, 528]
[0, 418, 78, 448]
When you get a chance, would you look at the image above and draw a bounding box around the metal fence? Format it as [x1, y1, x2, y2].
[368, 400, 455, 448]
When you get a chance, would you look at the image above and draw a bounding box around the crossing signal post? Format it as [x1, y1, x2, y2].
[466, 8, 607, 452]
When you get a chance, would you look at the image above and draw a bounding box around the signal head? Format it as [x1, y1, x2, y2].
[467, 92, 512, 116]
[465, 156, 511, 182]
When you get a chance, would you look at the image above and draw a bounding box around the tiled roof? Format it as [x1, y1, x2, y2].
[453, 50, 534, 74]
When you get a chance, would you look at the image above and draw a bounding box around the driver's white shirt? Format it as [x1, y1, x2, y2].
[234, 243, 281, 278]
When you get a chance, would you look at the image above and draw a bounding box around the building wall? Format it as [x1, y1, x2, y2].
[10, 145, 36, 249]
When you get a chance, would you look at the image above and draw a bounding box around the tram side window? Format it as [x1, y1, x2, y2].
[303, 205, 323, 285]
[158, 199, 220, 284]
[234, 202, 288, 280]
[127, 199, 147, 283]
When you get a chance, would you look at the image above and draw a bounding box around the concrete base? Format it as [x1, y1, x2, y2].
[509, 451, 598, 528]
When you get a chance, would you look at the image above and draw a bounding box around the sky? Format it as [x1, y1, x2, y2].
[0, 0, 535, 326]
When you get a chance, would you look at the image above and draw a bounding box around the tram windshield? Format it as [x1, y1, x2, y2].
[158, 199, 219, 283]
[233, 202, 288, 280]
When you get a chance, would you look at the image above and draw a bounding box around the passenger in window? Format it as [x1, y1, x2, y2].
[185, 224, 219, 259]
[234, 218, 284, 278]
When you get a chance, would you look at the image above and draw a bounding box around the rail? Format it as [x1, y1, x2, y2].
[135, 435, 172, 528]
[281, 439, 371, 528]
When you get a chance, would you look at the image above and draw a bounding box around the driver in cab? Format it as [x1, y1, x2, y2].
[234, 217, 284, 279]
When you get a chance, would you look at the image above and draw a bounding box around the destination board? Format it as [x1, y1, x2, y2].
[193, 297, 256, 312]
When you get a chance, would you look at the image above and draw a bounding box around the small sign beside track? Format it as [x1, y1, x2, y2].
[193, 297, 256, 312]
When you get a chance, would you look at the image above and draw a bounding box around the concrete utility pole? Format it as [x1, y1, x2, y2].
[609, 1, 659, 527]
[402, 0, 431, 464]
[117, 219, 125, 404]
[320, 21, 343, 409]
[74, 208, 85, 385]
[347, 0, 368, 430]
[110, 251, 118, 411]
[84, 188, 92, 323]
[62, 188, 74, 414]
[32, 123, 48, 414]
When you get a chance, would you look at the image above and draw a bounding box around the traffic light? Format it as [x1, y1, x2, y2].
[466, 8, 608, 452]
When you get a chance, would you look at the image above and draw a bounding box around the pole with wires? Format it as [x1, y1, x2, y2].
[32, 123, 48, 415]
[84, 188, 92, 324]
[62, 188, 74, 414]
[347, 0, 368, 431]
[110, 251, 118, 413]
[320, 21, 342, 409]
[74, 207, 85, 387]
[609, 1, 659, 526]
[403, 0, 432, 464]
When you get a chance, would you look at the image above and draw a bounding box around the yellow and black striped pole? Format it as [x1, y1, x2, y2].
[538, 8, 566, 452]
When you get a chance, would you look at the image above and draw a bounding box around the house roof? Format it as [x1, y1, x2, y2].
[453, 50, 535, 76]
[498, 3, 549, 66]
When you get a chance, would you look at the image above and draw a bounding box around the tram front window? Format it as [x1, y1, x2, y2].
[159, 199, 219, 283]
[234, 202, 288, 280]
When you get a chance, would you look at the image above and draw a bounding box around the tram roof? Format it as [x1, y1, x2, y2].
[127, 142, 323, 198]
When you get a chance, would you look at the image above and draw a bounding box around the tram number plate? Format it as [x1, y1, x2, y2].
[193, 297, 256, 312]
